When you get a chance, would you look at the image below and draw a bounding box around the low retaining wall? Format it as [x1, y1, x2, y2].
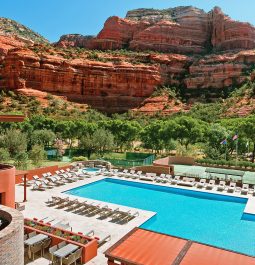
[133, 165, 174, 175]
[168, 156, 195, 165]
[0, 205, 24, 265]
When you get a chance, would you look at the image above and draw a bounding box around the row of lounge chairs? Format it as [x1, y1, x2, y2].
[46, 196, 139, 224]
[105, 169, 255, 195]
[25, 168, 91, 191]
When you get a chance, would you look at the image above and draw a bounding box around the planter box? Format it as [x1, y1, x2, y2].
[25, 218, 98, 263]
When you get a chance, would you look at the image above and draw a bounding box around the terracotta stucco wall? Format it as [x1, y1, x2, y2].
[0, 165, 15, 208]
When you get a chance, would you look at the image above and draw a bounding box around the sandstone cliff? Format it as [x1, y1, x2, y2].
[56, 6, 255, 54]
[1, 6, 255, 115]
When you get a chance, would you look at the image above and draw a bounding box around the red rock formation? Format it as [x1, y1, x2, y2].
[90, 16, 150, 50]
[1, 47, 162, 112]
[210, 7, 255, 51]
[58, 6, 255, 54]
[184, 50, 255, 93]
[55, 34, 95, 48]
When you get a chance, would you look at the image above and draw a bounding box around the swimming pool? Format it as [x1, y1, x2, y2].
[65, 178, 255, 256]
[82, 167, 100, 173]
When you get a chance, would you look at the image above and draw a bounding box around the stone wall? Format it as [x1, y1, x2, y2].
[0, 205, 24, 265]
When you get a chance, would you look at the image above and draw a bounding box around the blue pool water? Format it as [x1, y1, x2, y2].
[65, 178, 255, 256]
[83, 167, 100, 173]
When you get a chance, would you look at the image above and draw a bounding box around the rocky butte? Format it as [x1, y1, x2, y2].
[0, 6, 255, 114]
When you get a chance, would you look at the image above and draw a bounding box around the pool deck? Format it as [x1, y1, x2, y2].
[16, 173, 255, 265]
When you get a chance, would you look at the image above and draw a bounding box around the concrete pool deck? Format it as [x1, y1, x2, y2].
[16, 175, 156, 265]
[16, 173, 255, 264]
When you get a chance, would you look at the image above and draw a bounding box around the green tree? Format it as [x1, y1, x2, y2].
[107, 120, 141, 150]
[0, 129, 27, 157]
[172, 116, 205, 150]
[29, 145, 46, 167]
[239, 116, 255, 162]
[141, 121, 165, 153]
[79, 128, 115, 159]
[0, 148, 10, 162]
[30, 129, 56, 148]
[14, 152, 29, 170]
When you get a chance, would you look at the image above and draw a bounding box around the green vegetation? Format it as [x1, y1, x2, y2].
[0, 17, 48, 44]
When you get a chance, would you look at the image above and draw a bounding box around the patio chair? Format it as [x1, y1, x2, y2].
[155, 174, 165, 182]
[139, 173, 154, 181]
[20, 177, 34, 186]
[62, 252, 76, 265]
[118, 169, 128, 178]
[31, 242, 43, 260]
[98, 207, 119, 219]
[227, 182, 236, 193]
[81, 204, 101, 215]
[217, 181, 226, 192]
[249, 185, 255, 196]
[33, 175, 40, 181]
[32, 183, 46, 191]
[98, 235, 111, 247]
[49, 245, 58, 264]
[42, 238, 51, 256]
[28, 231, 36, 238]
[206, 179, 215, 190]
[74, 248, 83, 264]
[171, 176, 181, 185]
[120, 211, 139, 224]
[197, 179, 207, 189]
[241, 183, 249, 195]
[58, 241, 67, 249]
[41, 179, 54, 189]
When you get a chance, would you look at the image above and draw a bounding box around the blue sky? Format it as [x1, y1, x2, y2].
[1, 1, 255, 42]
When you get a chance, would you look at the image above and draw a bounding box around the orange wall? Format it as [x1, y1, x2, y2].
[15, 164, 71, 184]
[0, 165, 15, 208]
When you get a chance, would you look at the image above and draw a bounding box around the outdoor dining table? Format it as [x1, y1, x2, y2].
[53, 243, 79, 265]
[24, 233, 49, 259]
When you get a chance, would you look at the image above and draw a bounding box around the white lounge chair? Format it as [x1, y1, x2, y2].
[217, 181, 226, 192]
[227, 182, 236, 193]
[139, 173, 154, 181]
[206, 179, 215, 190]
[241, 183, 249, 195]
[171, 176, 181, 185]
[178, 177, 195, 187]
[197, 179, 207, 189]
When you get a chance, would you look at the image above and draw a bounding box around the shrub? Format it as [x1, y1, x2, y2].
[72, 156, 88, 162]
[0, 148, 10, 162]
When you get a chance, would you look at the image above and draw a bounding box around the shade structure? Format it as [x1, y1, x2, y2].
[180, 243, 255, 265]
[105, 228, 187, 265]
[105, 228, 255, 265]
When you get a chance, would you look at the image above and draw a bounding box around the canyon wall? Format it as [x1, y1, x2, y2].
[56, 6, 255, 54]
[1, 6, 255, 114]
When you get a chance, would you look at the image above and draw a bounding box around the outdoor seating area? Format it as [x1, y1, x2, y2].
[46, 196, 140, 225]
[20, 167, 93, 191]
[105, 169, 255, 196]
[24, 217, 107, 264]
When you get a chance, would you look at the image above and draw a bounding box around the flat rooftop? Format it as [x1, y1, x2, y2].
[105, 228, 255, 265]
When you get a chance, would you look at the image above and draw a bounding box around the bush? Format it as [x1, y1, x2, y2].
[72, 156, 88, 162]
[29, 145, 46, 167]
[0, 148, 10, 162]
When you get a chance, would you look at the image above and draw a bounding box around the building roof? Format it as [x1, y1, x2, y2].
[105, 228, 187, 265]
[105, 228, 255, 265]
[205, 167, 245, 177]
[180, 243, 255, 265]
